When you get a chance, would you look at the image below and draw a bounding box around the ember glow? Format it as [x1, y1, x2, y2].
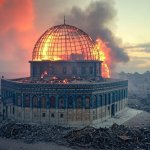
[41, 70, 48, 79]
[32, 24, 98, 61]
[62, 79, 68, 84]
[94, 39, 110, 78]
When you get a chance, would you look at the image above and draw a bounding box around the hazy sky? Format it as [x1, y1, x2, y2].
[115, 0, 150, 73]
[0, 0, 149, 74]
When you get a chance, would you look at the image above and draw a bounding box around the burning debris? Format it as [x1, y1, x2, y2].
[0, 121, 150, 149]
[41, 70, 48, 79]
[15, 76, 104, 84]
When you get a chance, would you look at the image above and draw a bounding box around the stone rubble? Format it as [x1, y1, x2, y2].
[0, 121, 150, 150]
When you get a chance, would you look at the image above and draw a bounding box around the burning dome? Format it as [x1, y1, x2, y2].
[32, 24, 99, 61]
[1, 21, 128, 127]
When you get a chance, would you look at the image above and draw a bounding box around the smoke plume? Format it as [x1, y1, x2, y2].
[0, 0, 129, 74]
[57, 0, 129, 72]
[0, 0, 37, 73]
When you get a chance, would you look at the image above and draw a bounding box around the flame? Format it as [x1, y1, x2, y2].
[93, 38, 110, 78]
[62, 79, 68, 84]
[33, 27, 97, 62]
[52, 76, 58, 80]
[34, 32, 110, 78]
[41, 70, 48, 79]
[40, 36, 61, 61]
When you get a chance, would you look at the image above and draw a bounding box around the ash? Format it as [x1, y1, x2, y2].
[0, 121, 150, 150]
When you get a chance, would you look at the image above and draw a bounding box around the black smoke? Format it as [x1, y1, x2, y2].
[56, 0, 129, 71]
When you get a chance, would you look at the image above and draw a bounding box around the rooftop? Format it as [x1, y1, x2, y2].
[3, 77, 127, 85]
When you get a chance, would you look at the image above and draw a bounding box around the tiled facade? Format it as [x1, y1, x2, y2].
[1, 79, 128, 127]
[30, 60, 102, 80]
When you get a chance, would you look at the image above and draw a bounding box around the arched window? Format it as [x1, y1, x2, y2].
[77, 96, 82, 108]
[50, 96, 56, 108]
[49, 66, 54, 74]
[121, 90, 123, 100]
[85, 96, 90, 108]
[89, 67, 93, 74]
[81, 67, 86, 74]
[125, 89, 128, 98]
[59, 97, 65, 109]
[32, 96, 38, 108]
[62, 67, 67, 74]
[99, 95, 102, 106]
[72, 67, 77, 75]
[67, 96, 74, 108]
[115, 91, 118, 101]
[17, 95, 22, 107]
[123, 90, 126, 99]
[93, 95, 97, 108]
[104, 94, 107, 106]
[112, 92, 115, 103]
[24, 95, 30, 107]
[120, 90, 123, 100]
[108, 93, 111, 104]
[41, 96, 46, 108]
[117, 91, 120, 101]
[118, 91, 121, 101]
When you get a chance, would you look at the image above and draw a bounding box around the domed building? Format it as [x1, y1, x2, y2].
[30, 24, 102, 80]
[1, 23, 128, 127]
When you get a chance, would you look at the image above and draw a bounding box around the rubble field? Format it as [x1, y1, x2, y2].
[0, 121, 150, 150]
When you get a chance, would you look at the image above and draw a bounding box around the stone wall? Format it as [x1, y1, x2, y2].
[30, 60, 102, 79]
[1, 78, 128, 127]
[6, 98, 127, 127]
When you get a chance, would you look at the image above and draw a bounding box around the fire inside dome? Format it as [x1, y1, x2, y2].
[32, 24, 99, 61]
[32, 24, 110, 78]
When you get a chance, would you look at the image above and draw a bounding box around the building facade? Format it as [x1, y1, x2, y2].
[1, 23, 128, 127]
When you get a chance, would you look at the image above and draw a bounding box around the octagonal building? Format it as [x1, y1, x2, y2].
[1, 23, 128, 127]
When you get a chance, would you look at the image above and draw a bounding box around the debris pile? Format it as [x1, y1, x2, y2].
[0, 121, 150, 149]
[0, 121, 72, 144]
[14, 76, 107, 84]
[65, 124, 150, 149]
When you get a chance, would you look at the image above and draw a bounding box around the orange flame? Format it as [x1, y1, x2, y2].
[41, 70, 48, 79]
[94, 38, 110, 78]
[62, 79, 68, 84]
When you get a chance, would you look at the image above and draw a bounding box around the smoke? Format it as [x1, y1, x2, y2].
[0, 0, 37, 73]
[57, 0, 129, 72]
[0, 0, 129, 74]
[34, 0, 90, 31]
